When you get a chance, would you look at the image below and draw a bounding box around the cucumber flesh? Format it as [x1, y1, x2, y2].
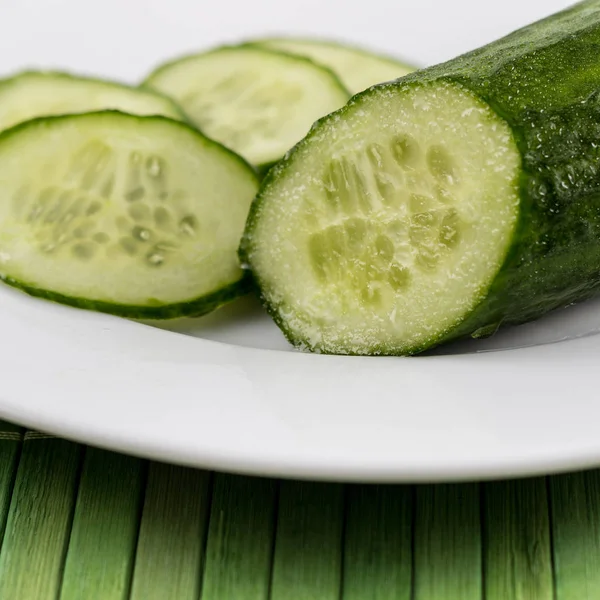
[0, 71, 186, 133]
[241, 81, 520, 355]
[0, 112, 258, 319]
[254, 38, 416, 94]
[144, 46, 349, 169]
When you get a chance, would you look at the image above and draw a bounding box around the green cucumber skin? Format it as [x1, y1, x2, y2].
[0, 111, 260, 321]
[242, 0, 600, 355]
[1, 272, 254, 320]
[255, 160, 279, 180]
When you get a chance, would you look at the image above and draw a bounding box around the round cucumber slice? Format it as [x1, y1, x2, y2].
[241, 81, 521, 355]
[0, 71, 187, 133]
[143, 46, 349, 169]
[0, 112, 259, 319]
[253, 38, 416, 95]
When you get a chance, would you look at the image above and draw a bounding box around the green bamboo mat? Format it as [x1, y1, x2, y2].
[0, 422, 599, 599]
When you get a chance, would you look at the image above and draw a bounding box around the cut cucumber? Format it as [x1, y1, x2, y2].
[0, 112, 258, 319]
[253, 38, 416, 95]
[143, 46, 349, 170]
[241, 0, 600, 355]
[0, 71, 186, 133]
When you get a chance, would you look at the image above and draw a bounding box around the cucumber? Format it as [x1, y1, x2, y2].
[143, 46, 349, 170]
[0, 71, 186, 133]
[240, 0, 600, 355]
[252, 38, 416, 95]
[0, 112, 258, 319]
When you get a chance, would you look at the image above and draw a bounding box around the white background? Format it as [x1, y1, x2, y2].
[0, 0, 573, 82]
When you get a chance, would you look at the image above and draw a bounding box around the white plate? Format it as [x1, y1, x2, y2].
[0, 0, 593, 482]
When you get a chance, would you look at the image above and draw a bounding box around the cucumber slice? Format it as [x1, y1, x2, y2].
[253, 38, 416, 95]
[0, 71, 186, 133]
[242, 1, 600, 355]
[0, 112, 258, 319]
[143, 46, 349, 169]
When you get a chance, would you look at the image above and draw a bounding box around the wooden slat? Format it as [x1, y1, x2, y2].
[270, 481, 345, 600]
[59, 448, 146, 600]
[483, 478, 554, 600]
[414, 484, 482, 600]
[7, 427, 600, 600]
[0, 436, 82, 600]
[200, 474, 277, 600]
[550, 471, 600, 600]
[342, 485, 413, 600]
[130, 463, 211, 600]
[0, 422, 22, 550]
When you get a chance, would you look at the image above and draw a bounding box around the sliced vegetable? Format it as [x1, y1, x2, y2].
[241, 0, 600, 355]
[253, 38, 416, 94]
[0, 112, 258, 319]
[143, 46, 349, 170]
[0, 71, 186, 133]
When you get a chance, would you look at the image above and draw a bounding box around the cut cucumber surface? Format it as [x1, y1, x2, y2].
[0, 112, 259, 319]
[253, 38, 416, 95]
[0, 71, 186, 133]
[242, 83, 520, 354]
[143, 46, 349, 169]
[242, 0, 600, 355]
